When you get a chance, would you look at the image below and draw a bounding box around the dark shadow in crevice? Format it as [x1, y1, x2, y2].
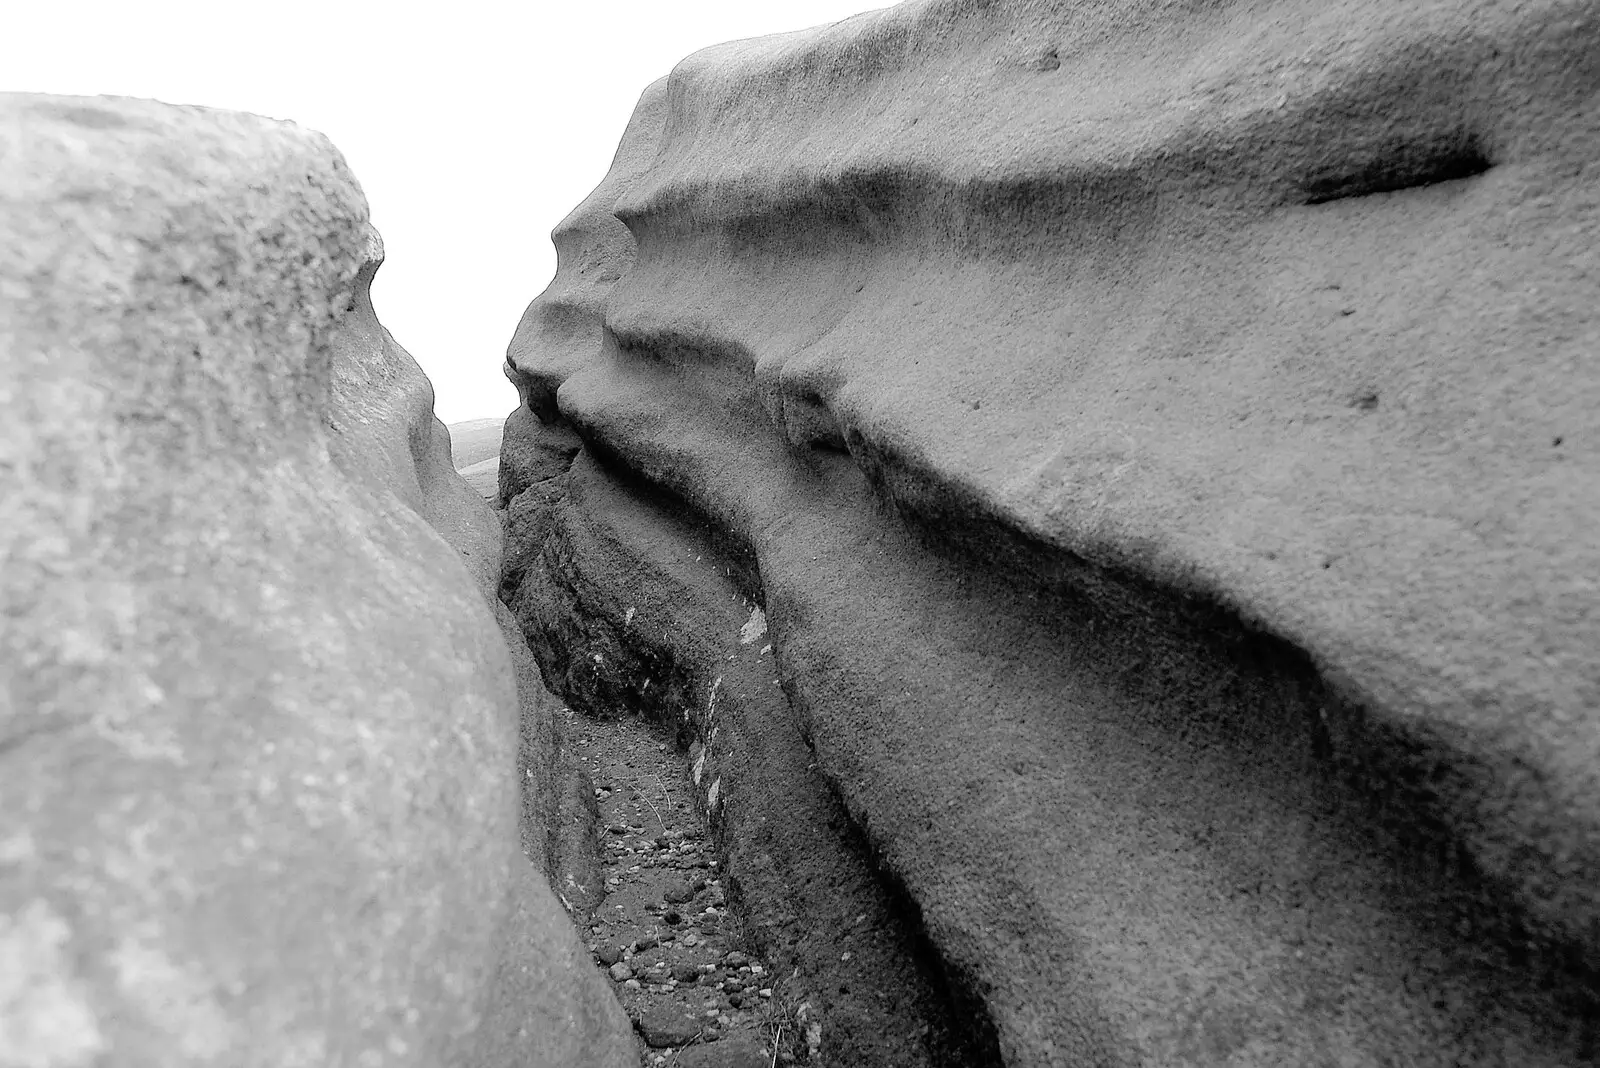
[807, 773, 1007, 1068]
[1302, 130, 1491, 204]
[507, 442, 1002, 1067]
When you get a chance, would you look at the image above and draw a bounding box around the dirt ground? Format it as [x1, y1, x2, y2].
[571, 710, 814, 1068]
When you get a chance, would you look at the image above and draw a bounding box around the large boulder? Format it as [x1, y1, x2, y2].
[500, 2, 1600, 1065]
[0, 95, 632, 1067]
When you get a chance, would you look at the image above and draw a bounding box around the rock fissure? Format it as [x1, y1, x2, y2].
[503, 439, 1004, 1066]
[8, 1, 1600, 1065]
[497, 3, 1600, 1064]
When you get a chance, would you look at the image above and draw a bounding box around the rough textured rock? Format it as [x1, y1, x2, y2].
[675, 1037, 769, 1068]
[0, 94, 632, 1067]
[500, 3, 1600, 1066]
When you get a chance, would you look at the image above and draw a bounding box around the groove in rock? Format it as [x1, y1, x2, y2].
[502, 441, 997, 1066]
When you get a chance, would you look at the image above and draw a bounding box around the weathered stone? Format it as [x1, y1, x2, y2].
[0, 94, 632, 1067]
[635, 1005, 704, 1048]
[675, 1037, 768, 1068]
[499, 3, 1600, 1066]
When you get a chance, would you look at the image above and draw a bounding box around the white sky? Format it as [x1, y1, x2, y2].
[6, 0, 882, 423]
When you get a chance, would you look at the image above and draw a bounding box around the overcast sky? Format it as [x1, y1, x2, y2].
[7, 0, 881, 424]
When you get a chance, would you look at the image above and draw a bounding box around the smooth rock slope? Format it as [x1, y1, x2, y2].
[500, 2, 1600, 1065]
[0, 95, 632, 1067]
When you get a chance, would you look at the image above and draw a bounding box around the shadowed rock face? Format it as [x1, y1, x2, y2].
[501, 2, 1600, 1065]
[0, 95, 632, 1067]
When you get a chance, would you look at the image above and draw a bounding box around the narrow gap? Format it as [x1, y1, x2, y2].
[509, 442, 1008, 1065]
[1302, 130, 1491, 204]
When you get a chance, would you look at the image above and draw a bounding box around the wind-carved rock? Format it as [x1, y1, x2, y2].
[500, 2, 1600, 1065]
[0, 95, 632, 1067]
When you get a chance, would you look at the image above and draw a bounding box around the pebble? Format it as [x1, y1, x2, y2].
[574, 719, 776, 1061]
[636, 1005, 704, 1048]
[675, 1038, 769, 1068]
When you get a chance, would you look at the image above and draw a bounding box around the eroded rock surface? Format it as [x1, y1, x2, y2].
[0, 94, 632, 1067]
[500, 3, 1600, 1065]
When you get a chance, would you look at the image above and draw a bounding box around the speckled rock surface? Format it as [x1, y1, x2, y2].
[0, 94, 632, 1067]
[500, 2, 1600, 1065]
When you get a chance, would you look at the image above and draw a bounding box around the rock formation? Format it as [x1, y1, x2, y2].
[500, 1, 1600, 1065]
[0, 95, 632, 1066]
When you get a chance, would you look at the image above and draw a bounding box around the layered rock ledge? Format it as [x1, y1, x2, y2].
[500, 2, 1600, 1065]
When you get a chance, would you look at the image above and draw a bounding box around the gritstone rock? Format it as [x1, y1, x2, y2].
[498, 2, 1600, 1065]
[0, 94, 632, 1068]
